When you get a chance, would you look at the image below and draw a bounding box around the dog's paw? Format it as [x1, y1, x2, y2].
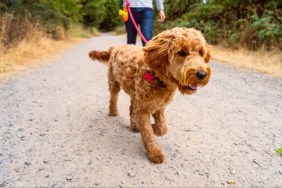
[108, 111, 118, 116]
[130, 123, 139, 132]
[147, 149, 165, 164]
[152, 124, 168, 136]
[131, 127, 139, 132]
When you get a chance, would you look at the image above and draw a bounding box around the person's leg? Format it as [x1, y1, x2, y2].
[125, 8, 138, 44]
[139, 8, 154, 46]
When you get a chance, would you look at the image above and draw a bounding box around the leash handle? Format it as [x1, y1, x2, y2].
[125, 0, 148, 44]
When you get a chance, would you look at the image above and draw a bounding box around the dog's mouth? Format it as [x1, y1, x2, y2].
[178, 83, 199, 95]
[187, 83, 198, 91]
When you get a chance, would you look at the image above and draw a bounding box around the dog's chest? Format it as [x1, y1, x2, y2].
[138, 83, 177, 112]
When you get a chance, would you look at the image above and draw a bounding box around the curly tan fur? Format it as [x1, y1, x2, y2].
[89, 27, 211, 163]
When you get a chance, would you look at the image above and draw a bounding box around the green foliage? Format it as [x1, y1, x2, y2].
[80, 0, 122, 30]
[3, 0, 280, 50]
[99, 0, 123, 31]
[277, 147, 282, 156]
[80, 0, 107, 27]
[45, 0, 82, 22]
[0, 0, 77, 34]
[251, 15, 282, 44]
[0, 0, 123, 41]
[164, 0, 201, 20]
[157, 0, 282, 50]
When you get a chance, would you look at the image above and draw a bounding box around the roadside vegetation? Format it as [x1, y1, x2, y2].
[277, 147, 282, 156]
[0, 0, 121, 76]
[156, 0, 282, 77]
[0, 0, 281, 77]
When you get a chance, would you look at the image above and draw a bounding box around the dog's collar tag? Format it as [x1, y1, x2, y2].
[143, 71, 155, 83]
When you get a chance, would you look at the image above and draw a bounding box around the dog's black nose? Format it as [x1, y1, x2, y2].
[196, 71, 207, 81]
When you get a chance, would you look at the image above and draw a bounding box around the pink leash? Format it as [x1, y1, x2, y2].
[125, 0, 148, 44]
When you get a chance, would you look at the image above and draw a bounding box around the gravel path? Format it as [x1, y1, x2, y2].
[1, 34, 282, 187]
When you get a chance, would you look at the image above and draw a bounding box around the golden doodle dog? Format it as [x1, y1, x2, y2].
[89, 27, 211, 163]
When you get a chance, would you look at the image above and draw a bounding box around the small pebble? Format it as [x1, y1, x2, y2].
[24, 162, 32, 166]
[230, 170, 236, 174]
[66, 176, 73, 181]
[43, 159, 49, 163]
[128, 172, 135, 177]
[227, 179, 236, 184]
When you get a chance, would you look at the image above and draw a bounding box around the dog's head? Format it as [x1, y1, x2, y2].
[143, 27, 211, 95]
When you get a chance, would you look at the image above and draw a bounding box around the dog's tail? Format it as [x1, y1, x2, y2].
[88, 47, 113, 64]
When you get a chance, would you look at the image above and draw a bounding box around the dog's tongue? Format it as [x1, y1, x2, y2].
[189, 83, 198, 90]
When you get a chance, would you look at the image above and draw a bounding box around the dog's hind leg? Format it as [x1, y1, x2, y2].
[137, 111, 164, 163]
[108, 73, 120, 116]
[152, 108, 168, 136]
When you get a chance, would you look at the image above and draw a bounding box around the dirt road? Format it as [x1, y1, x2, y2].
[1, 34, 281, 187]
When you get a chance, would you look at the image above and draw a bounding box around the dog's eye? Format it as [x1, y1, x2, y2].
[199, 50, 204, 57]
[178, 50, 187, 57]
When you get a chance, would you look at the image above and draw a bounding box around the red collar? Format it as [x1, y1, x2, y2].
[143, 71, 155, 83]
[143, 71, 166, 87]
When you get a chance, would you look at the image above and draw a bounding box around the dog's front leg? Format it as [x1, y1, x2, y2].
[138, 111, 165, 164]
[152, 108, 168, 136]
[129, 98, 139, 132]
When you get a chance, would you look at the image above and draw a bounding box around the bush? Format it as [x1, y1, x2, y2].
[99, 0, 123, 31]
[157, 0, 282, 50]
[81, 0, 122, 31]
[0, 14, 37, 47]
[0, 0, 85, 44]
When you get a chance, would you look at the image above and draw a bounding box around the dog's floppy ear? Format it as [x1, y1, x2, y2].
[204, 44, 212, 63]
[143, 31, 176, 70]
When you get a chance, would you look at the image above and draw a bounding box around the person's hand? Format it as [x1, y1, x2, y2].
[159, 10, 166, 22]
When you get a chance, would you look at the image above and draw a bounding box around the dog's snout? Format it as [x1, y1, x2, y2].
[196, 71, 207, 81]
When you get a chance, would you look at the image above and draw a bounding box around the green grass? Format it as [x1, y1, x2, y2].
[276, 147, 282, 156]
[67, 23, 100, 38]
